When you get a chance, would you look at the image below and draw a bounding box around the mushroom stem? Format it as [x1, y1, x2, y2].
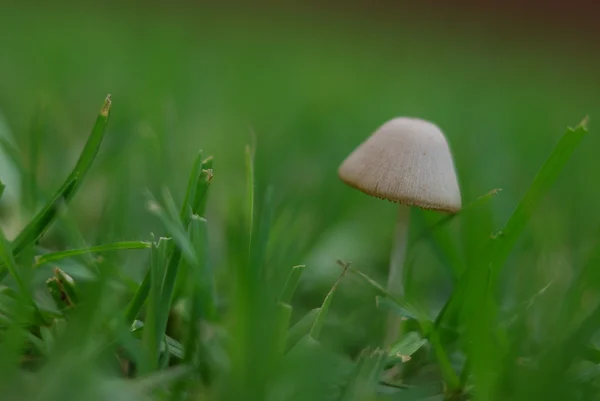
[385, 205, 410, 346]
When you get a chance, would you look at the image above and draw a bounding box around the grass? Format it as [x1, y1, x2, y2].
[0, 4, 600, 401]
[0, 95, 594, 401]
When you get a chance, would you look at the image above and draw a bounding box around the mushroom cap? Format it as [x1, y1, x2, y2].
[338, 117, 461, 213]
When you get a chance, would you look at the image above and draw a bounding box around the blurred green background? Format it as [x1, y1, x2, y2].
[0, 2, 599, 398]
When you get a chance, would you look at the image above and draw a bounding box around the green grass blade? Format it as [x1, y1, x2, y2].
[147, 189, 196, 265]
[346, 264, 424, 320]
[0, 225, 42, 323]
[189, 215, 215, 320]
[388, 331, 427, 362]
[409, 189, 501, 285]
[179, 150, 204, 222]
[129, 163, 214, 325]
[375, 296, 420, 322]
[340, 348, 388, 401]
[140, 236, 171, 374]
[415, 209, 465, 280]
[0, 178, 5, 202]
[436, 118, 588, 343]
[248, 186, 274, 285]
[157, 172, 210, 304]
[245, 144, 255, 245]
[0, 177, 77, 281]
[173, 167, 213, 303]
[178, 216, 210, 363]
[489, 118, 588, 280]
[191, 168, 213, 217]
[414, 188, 502, 243]
[9, 95, 112, 261]
[286, 308, 319, 352]
[34, 241, 151, 268]
[346, 264, 397, 301]
[429, 327, 460, 391]
[309, 264, 348, 340]
[275, 302, 292, 356]
[309, 291, 334, 340]
[178, 153, 213, 222]
[164, 335, 185, 360]
[171, 216, 213, 399]
[125, 274, 151, 323]
[278, 264, 305, 304]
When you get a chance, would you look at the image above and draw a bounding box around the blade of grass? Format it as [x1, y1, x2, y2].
[172, 216, 212, 400]
[279, 264, 305, 304]
[344, 263, 423, 320]
[128, 159, 213, 323]
[7, 95, 112, 266]
[415, 209, 465, 281]
[457, 119, 589, 397]
[276, 302, 293, 353]
[309, 262, 349, 340]
[34, 241, 151, 268]
[157, 214, 212, 386]
[286, 308, 319, 352]
[414, 188, 502, 244]
[188, 215, 215, 320]
[0, 224, 43, 323]
[192, 168, 213, 217]
[181, 216, 211, 368]
[340, 348, 388, 401]
[172, 157, 213, 302]
[437, 118, 588, 336]
[229, 185, 277, 401]
[140, 236, 171, 374]
[245, 144, 255, 247]
[489, 118, 588, 280]
[345, 263, 398, 302]
[148, 189, 196, 265]
[429, 327, 460, 391]
[178, 150, 204, 223]
[158, 170, 212, 310]
[0, 177, 77, 281]
[248, 186, 274, 286]
[375, 296, 421, 322]
[125, 274, 151, 324]
[388, 332, 427, 363]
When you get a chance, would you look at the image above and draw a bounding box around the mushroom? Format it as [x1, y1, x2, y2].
[338, 117, 461, 345]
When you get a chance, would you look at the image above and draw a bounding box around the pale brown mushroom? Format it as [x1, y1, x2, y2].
[338, 117, 461, 344]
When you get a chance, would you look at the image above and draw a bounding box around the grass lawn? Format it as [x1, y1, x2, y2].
[0, 4, 599, 401]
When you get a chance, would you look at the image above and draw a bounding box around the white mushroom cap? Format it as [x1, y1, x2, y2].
[338, 117, 461, 213]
